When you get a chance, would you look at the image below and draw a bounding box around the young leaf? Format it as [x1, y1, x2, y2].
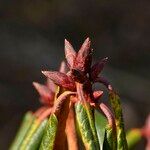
[64, 39, 76, 68]
[109, 91, 128, 150]
[19, 119, 47, 150]
[94, 109, 107, 150]
[33, 82, 54, 106]
[75, 102, 99, 150]
[91, 57, 108, 80]
[9, 112, 34, 150]
[46, 78, 56, 93]
[42, 71, 75, 90]
[73, 38, 92, 73]
[39, 114, 58, 150]
[94, 76, 112, 90]
[59, 61, 68, 73]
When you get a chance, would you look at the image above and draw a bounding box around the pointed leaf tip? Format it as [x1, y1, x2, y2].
[73, 38, 92, 73]
[33, 82, 54, 105]
[59, 61, 67, 73]
[91, 57, 108, 80]
[64, 39, 76, 68]
[42, 71, 75, 90]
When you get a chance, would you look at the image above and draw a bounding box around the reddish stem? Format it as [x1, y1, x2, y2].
[99, 103, 116, 129]
[37, 108, 52, 122]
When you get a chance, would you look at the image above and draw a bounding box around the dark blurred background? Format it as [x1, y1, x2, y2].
[0, 0, 150, 149]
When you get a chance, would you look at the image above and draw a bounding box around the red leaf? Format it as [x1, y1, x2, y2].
[33, 82, 54, 105]
[46, 79, 56, 93]
[91, 57, 108, 80]
[64, 39, 76, 68]
[59, 61, 68, 73]
[73, 37, 92, 73]
[94, 76, 112, 90]
[42, 71, 75, 90]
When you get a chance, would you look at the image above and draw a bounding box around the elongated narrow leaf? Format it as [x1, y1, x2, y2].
[9, 112, 34, 150]
[75, 102, 98, 150]
[105, 124, 117, 150]
[76, 83, 99, 149]
[19, 119, 47, 150]
[24, 119, 47, 150]
[39, 114, 58, 150]
[74, 38, 92, 73]
[94, 109, 107, 150]
[84, 103, 99, 149]
[126, 129, 142, 150]
[109, 91, 128, 150]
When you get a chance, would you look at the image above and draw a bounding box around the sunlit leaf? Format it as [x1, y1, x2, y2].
[39, 114, 58, 150]
[75, 102, 99, 150]
[94, 109, 107, 150]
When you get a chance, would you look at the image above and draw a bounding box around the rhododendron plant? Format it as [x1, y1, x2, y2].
[10, 38, 150, 150]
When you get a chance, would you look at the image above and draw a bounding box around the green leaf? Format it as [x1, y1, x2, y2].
[19, 119, 47, 150]
[9, 111, 35, 150]
[75, 102, 99, 150]
[126, 129, 142, 150]
[94, 109, 107, 150]
[109, 91, 128, 150]
[105, 124, 117, 150]
[39, 114, 58, 150]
